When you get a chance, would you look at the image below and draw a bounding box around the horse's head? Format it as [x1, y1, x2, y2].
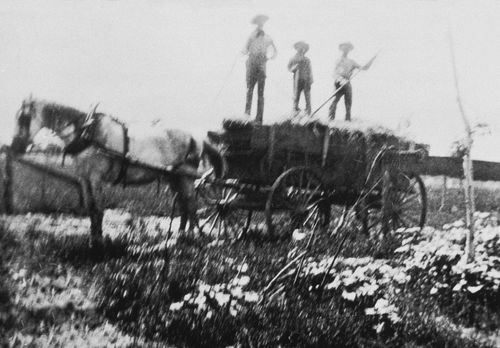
[11, 97, 99, 155]
[11, 97, 37, 154]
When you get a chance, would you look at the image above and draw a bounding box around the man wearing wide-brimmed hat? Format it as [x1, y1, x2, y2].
[242, 14, 277, 124]
[329, 42, 373, 121]
[288, 41, 313, 115]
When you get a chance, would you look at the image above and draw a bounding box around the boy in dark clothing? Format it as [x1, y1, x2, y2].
[288, 41, 313, 116]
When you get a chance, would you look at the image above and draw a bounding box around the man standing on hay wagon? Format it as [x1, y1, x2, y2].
[243, 14, 277, 124]
[329, 42, 375, 121]
[288, 41, 313, 116]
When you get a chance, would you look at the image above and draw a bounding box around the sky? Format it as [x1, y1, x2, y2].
[1, 0, 499, 160]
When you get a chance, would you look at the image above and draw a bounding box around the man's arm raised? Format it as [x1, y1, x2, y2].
[361, 54, 378, 70]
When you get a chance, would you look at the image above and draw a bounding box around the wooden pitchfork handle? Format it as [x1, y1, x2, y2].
[321, 127, 332, 168]
[310, 70, 361, 118]
[310, 51, 380, 118]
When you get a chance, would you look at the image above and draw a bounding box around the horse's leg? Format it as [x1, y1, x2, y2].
[168, 192, 178, 235]
[179, 200, 189, 233]
[177, 177, 198, 235]
[81, 178, 104, 247]
[169, 177, 189, 233]
[75, 150, 107, 248]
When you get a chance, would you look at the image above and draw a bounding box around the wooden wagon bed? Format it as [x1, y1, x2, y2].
[199, 119, 431, 237]
[208, 120, 428, 188]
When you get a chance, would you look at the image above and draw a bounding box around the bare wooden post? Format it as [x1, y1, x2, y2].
[3, 150, 13, 214]
[462, 144, 475, 263]
[448, 23, 475, 263]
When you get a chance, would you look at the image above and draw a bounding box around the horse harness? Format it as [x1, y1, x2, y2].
[94, 116, 130, 187]
[64, 112, 130, 186]
[66, 112, 199, 186]
[111, 121, 130, 186]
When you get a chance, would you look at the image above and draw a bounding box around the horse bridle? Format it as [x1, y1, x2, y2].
[18, 99, 35, 134]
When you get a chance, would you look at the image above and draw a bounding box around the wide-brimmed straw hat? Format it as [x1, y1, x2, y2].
[339, 41, 354, 52]
[294, 41, 310, 52]
[251, 14, 269, 25]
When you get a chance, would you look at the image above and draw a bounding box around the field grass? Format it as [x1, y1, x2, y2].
[425, 175, 500, 227]
[0, 156, 500, 346]
[2, 220, 495, 347]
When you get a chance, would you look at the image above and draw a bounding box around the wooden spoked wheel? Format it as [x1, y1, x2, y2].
[196, 176, 253, 238]
[265, 167, 328, 238]
[358, 170, 427, 235]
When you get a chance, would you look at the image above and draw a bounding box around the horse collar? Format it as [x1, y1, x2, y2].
[112, 122, 130, 187]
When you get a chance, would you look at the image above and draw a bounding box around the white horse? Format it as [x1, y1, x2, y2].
[11, 97, 225, 246]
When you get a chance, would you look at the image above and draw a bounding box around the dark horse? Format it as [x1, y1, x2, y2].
[11, 97, 225, 245]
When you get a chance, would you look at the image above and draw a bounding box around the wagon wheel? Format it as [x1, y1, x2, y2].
[265, 167, 328, 238]
[196, 176, 253, 239]
[358, 170, 427, 235]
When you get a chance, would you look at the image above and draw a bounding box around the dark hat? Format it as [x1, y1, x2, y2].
[251, 14, 269, 25]
[294, 41, 309, 52]
[339, 41, 354, 52]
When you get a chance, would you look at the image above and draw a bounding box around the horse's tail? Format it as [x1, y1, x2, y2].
[201, 140, 226, 178]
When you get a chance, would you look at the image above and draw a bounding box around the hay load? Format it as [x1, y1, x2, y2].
[213, 117, 428, 154]
[208, 117, 429, 187]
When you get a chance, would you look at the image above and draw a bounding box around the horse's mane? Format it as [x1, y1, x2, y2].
[26, 98, 88, 129]
[40, 100, 87, 127]
[25, 97, 129, 132]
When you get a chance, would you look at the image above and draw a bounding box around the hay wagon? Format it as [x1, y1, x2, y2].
[196, 120, 429, 237]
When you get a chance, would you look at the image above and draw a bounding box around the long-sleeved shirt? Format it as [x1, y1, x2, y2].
[288, 54, 313, 84]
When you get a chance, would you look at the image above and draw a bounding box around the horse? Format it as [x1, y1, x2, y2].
[10, 97, 225, 246]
